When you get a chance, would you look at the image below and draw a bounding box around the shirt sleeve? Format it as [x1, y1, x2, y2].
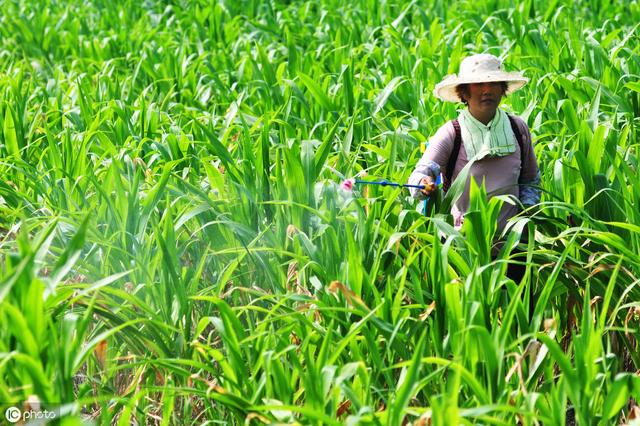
[408, 122, 455, 199]
[514, 117, 541, 206]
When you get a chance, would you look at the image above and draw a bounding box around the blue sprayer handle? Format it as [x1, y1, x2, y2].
[354, 174, 442, 216]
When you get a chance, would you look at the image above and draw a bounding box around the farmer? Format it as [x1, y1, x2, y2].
[409, 53, 540, 233]
[408, 54, 540, 281]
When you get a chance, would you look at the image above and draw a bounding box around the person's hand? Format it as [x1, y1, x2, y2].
[420, 176, 436, 196]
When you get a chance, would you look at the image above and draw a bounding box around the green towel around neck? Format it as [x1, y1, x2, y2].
[458, 108, 516, 160]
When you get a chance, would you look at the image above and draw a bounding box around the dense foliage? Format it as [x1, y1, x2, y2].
[1, 0, 639, 424]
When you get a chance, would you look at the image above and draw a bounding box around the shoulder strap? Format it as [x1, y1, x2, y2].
[445, 119, 462, 192]
[507, 114, 525, 182]
[507, 114, 524, 151]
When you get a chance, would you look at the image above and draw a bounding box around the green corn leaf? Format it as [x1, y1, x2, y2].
[3, 104, 20, 160]
[297, 72, 335, 111]
[601, 374, 631, 421]
[373, 76, 406, 115]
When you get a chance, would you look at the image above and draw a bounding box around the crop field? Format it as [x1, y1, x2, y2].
[0, 0, 639, 424]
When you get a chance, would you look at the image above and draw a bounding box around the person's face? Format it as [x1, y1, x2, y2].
[464, 82, 505, 118]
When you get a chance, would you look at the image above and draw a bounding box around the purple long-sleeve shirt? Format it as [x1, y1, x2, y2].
[409, 115, 540, 232]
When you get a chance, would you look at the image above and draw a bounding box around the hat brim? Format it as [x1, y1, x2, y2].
[433, 72, 529, 103]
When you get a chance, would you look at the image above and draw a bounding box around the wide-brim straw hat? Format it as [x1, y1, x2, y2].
[433, 54, 529, 103]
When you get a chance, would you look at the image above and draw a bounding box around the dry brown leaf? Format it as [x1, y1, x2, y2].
[211, 385, 226, 394]
[246, 412, 271, 423]
[286, 224, 298, 238]
[155, 368, 164, 386]
[414, 412, 432, 426]
[290, 332, 300, 346]
[328, 280, 369, 310]
[287, 262, 298, 282]
[337, 400, 351, 417]
[505, 352, 528, 397]
[622, 402, 640, 426]
[95, 340, 107, 368]
[544, 318, 557, 332]
[525, 339, 542, 370]
[628, 404, 640, 420]
[419, 301, 436, 321]
[133, 157, 147, 170]
[505, 354, 521, 384]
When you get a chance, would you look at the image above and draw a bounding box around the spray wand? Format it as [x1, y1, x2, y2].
[349, 175, 442, 215]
